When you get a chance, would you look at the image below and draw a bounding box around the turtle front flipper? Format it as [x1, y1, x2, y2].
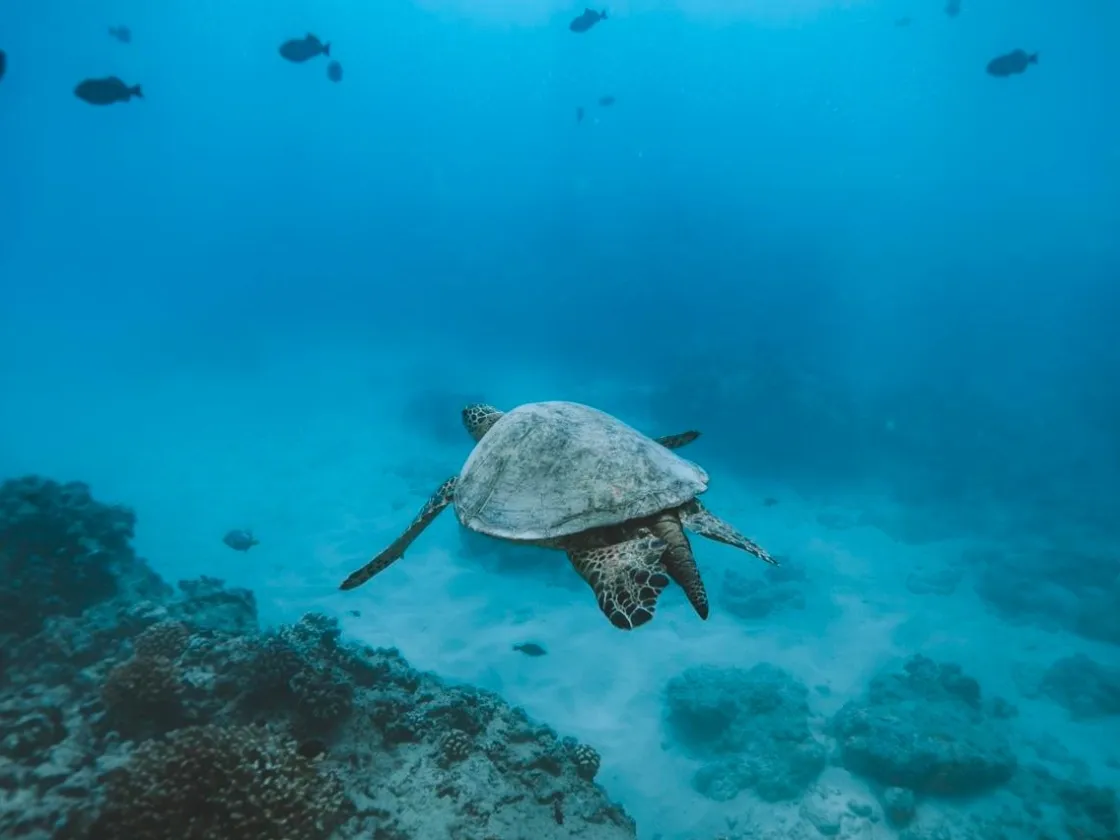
[680, 500, 776, 566]
[339, 477, 458, 590]
[566, 535, 671, 630]
[655, 430, 700, 449]
[648, 512, 710, 620]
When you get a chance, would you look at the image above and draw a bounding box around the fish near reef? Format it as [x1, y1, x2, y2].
[327, 60, 342, 82]
[0, 50, 6, 84]
[279, 33, 330, 63]
[222, 529, 260, 552]
[569, 8, 607, 33]
[109, 25, 131, 43]
[74, 76, 142, 105]
[986, 49, 1038, 77]
[598, 95, 616, 106]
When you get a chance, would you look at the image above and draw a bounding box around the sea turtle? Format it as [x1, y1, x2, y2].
[339, 401, 775, 629]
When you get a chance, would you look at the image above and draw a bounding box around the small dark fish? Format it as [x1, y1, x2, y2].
[569, 8, 607, 33]
[576, 106, 585, 123]
[986, 49, 1038, 77]
[598, 95, 616, 106]
[346, 609, 361, 618]
[0, 50, 6, 84]
[944, 0, 961, 17]
[894, 17, 912, 27]
[279, 33, 330, 63]
[74, 76, 142, 106]
[514, 642, 547, 657]
[109, 26, 131, 43]
[762, 497, 779, 507]
[222, 529, 259, 551]
[327, 60, 342, 82]
[552, 798, 565, 825]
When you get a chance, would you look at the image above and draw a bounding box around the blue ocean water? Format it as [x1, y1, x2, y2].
[1, 0, 1119, 838]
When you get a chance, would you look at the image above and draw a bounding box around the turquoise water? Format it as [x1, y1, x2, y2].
[1, 1, 1118, 838]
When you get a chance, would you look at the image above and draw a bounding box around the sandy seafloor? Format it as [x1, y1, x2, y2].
[2, 335, 1118, 840]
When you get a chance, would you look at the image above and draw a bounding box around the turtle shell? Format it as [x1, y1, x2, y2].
[454, 400, 709, 541]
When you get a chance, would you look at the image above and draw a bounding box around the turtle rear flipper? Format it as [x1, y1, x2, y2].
[681, 499, 776, 566]
[654, 430, 700, 450]
[567, 535, 670, 630]
[339, 477, 457, 590]
[648, 512, 709, 619]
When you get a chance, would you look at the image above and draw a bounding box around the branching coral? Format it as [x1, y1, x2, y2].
[100, 655, 184, 736]
[238, 614, 358, 732]
[88, 724, 349, 840]
[132, 621, 191, 660]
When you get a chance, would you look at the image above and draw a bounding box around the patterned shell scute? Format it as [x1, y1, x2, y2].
[455, 401, 709, 541]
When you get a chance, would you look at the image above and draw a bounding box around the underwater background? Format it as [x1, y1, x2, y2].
[1, 0, 1119, 838]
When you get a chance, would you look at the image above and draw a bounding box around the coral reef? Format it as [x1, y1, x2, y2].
[88, 724, 348, 840]
[663, 663, 826, 802]
[99, 653, 186, 737]
[0, 476, 158, 638]
[0, 475, 636, 840]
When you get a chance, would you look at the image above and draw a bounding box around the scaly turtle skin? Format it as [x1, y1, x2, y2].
[340, 401, 774, 630]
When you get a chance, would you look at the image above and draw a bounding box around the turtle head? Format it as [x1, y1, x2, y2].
[462, 403, 504, 442]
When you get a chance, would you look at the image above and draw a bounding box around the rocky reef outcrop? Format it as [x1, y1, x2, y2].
[827, 654, 1118, 840]
[829, 654, 1019, 805]
[0, 475, 636, 840]
[1038, 653, 1120, 720]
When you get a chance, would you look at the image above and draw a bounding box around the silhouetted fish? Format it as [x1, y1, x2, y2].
[222, 529, 259, 551]
[598, 94, 616, 106]
[74, 76, 142, 105]
[762, 497, 779, 507]
[576, 105, 585, 123]
[986, 49, 1038, 77]
[894, 17, 912, 27]
[109, 25, 131, 44]
[945, 0, 961, 17]
[327, 60, 342, 82]
[569, 8, 607, 33]
[513, 642, 548, 657]
[0, 50, 6, 84]
[279, 33, 330, 63]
